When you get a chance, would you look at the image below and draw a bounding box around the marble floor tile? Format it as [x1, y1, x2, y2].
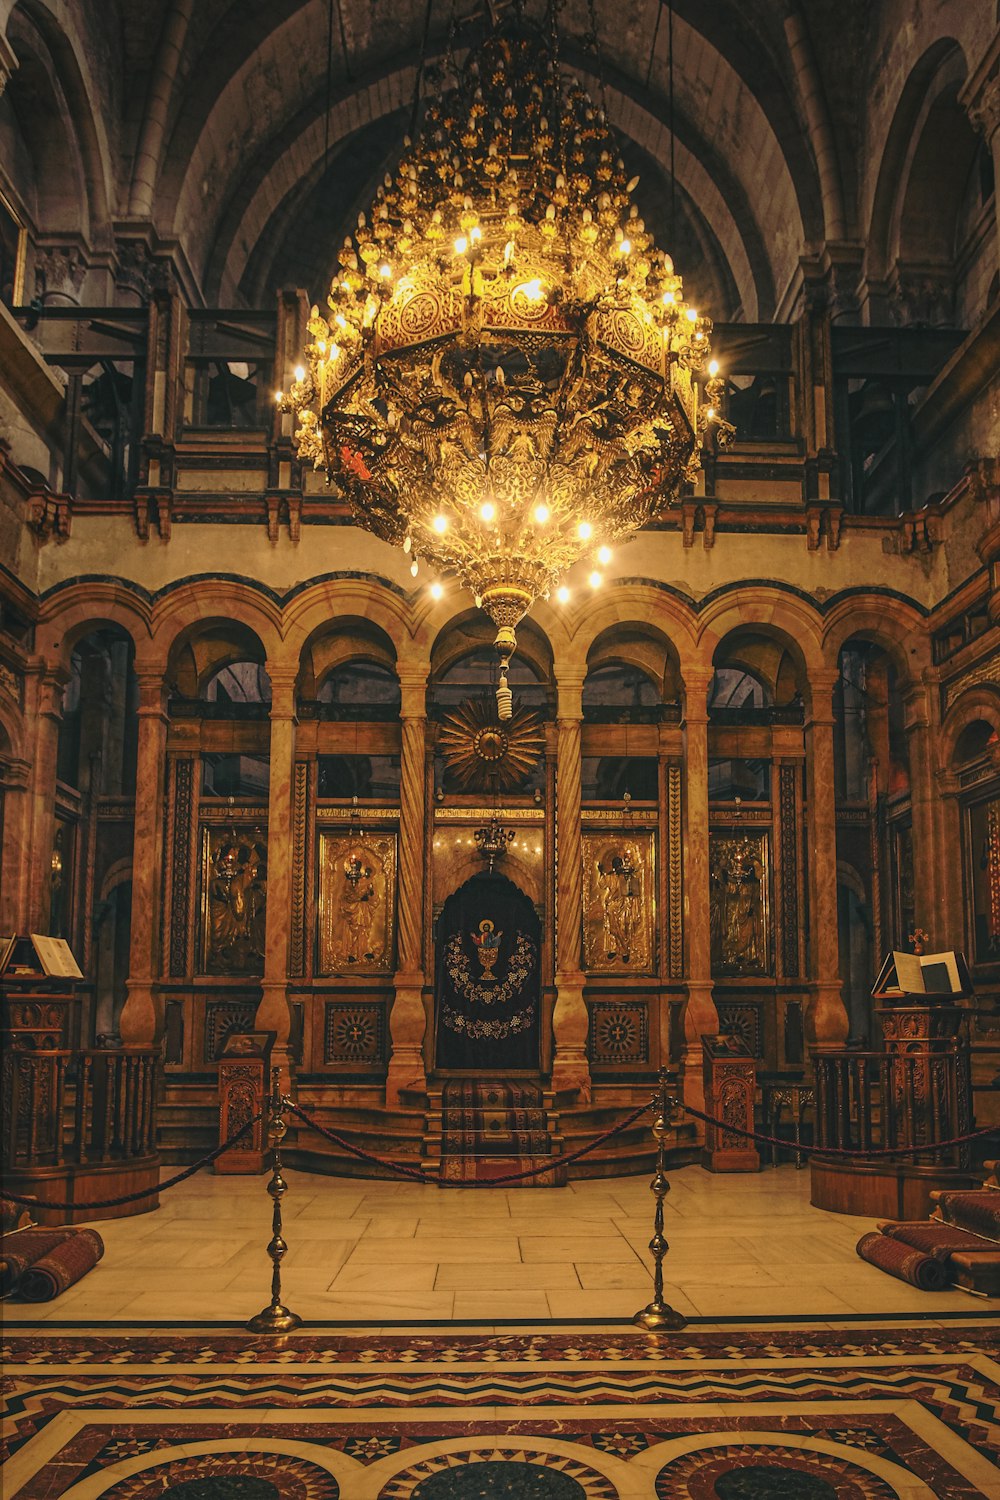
[452, 1291, 552, 1319]
[434, 1262, 582, 1290]
[327, 1261, 440, 1292]
[545, 1288, 699, 1320]
[518, 1235, 635, 1262]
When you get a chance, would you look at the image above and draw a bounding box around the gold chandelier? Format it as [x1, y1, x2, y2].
[284, 11, 731, 717]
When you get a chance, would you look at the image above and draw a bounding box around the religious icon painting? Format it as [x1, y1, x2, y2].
[582, 830, 656, 973]
[709, 828, 772, 976]
[199, 823, 268, 975]
[317, 830, 397, 974]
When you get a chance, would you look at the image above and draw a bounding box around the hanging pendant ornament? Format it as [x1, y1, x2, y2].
[284, 6, 732, 696]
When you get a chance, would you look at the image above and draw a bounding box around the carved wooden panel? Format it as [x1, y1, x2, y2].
[715, 998, 763, 1060]
[588, 999, 649, 1065]
[204, 998, 260, 1062]
[168, 758, 194, 977]
[323, 1000, 388, 1069]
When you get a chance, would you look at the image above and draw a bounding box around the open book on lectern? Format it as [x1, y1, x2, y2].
[872, 948, 972, 1001]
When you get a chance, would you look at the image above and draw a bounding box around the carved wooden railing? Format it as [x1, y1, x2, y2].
[813, 1044, 973, 1170]
[2, 1047, 158, 1171]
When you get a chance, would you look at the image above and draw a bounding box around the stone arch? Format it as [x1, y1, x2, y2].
[0, 697, 25, 762]
[297, 614, 399, 703]
[560, 584, 699, 681]
[865, 37, 969, 290]
[429, 609, 554, 691]
[148, 580, 283, 677]
[940, 684, 1000, 770]
[820, 596, 928, 684]
[35, 584, 152, 671]
[162, 617, 272, 702]
[5, 0, 113, 245]
[190, 32, 793, 319]
[583, 619, 685, 705]
[696, 590, 824, 707]
[282, 576, 415, 668]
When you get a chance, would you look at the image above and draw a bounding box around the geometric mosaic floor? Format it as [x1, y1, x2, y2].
[3, 1320, 999, 1498]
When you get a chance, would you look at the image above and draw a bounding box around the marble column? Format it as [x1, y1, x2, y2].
[905, 673, 945, 948]
[680, 670, 717, 1118]
[387, 675, 428, 1104]
[553, 674, 591, 1102]
[254, 671, 297, 1088]
[24, 661, 70, 934]
[120, 672, 169, 1045]
[804, 668, 849, 1047]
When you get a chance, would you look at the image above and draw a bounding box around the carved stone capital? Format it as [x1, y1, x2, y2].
[967, 71, 1000, 141]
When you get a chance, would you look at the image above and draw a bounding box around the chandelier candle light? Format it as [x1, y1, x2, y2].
[284, 11, 732, 717]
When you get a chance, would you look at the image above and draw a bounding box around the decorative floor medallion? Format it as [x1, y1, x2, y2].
[2, 1321, 998, 1499]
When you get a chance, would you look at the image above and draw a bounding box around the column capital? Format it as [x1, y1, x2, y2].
[963, 55, 1000, 142]
[398, 674, 428, 719]
[135, 674, 168, 716]
[805, 668, 839, 723]
[266, 670, 299, 718]
[556, 676, 584, 719]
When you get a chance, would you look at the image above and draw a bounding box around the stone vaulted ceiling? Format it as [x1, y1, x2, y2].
[2, 0, 995, 324]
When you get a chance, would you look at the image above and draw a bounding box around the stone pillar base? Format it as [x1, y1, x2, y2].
[552, 972, 591, 1103]
[387, 975, 427, 1105]
[119, 979, 160, 1047]
[805, 981, 850, 1049]
[254, 980, 296, 1095]
[679, 980, 718, 1138]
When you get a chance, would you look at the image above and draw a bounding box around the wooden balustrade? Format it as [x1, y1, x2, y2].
[1, 1047, 160, 1223]
[810, 1030, 978, 1218]
[813, 1046, 972, 1168]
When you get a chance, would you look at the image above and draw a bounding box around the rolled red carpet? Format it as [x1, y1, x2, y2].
[856, 1230, 948, 1291]
[0, 1228, 78, 1296]
[16, 1229, 105, 1301]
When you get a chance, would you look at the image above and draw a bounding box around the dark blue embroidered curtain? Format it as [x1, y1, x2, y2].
[434, 873, 541, 1070]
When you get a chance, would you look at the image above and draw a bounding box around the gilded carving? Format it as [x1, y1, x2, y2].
[289, 761, 308, 978]
[169, 759, 194, 977]
[778, 765, 799, 977]
[709, 830, 770, 975]
[200, 826, 268, 975]
[667, 764, 683, 979]
[582, 831, 655, 973]
[437, 697, 545, 793]
[318, 831, 396, 974]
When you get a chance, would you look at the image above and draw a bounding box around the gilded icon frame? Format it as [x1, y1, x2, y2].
[582, 829, 656, 974]
[709, 828, 771, 977]
[317, 830, 397, 975]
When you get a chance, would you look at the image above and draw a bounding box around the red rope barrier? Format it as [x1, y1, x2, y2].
[682, 1103, 1000, 1160]
[287, 1099, 650, 1187]
[0, 1112, 263, 1213]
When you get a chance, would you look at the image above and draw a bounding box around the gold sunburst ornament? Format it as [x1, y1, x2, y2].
[283, 9, 732, 716]
[438, 697, 544, 793]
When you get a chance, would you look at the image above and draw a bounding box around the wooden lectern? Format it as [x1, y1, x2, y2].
[216, 1032, 274, 1174]
[701, 1033, 760, 1172]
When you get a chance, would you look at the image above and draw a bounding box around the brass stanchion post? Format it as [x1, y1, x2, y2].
[633, 1067, 687, 1331]
[246, 1067, 302, 1334]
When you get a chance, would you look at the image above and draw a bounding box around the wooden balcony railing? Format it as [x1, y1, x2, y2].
[2, 1047, 158, 1171]
[813, 1045, 972, 1170]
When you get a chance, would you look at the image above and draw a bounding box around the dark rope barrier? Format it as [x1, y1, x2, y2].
[681, 1103, 1000, 1160]
[0, 1111, 264, 1212]
[286, 1099, 649, 1187]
